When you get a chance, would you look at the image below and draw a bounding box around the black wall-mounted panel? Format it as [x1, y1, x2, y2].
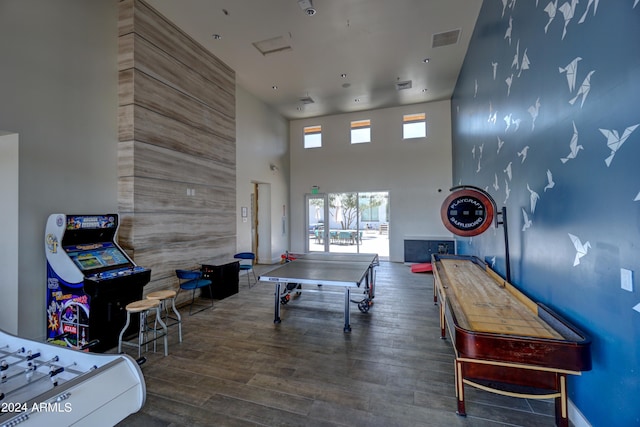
[404, 239, 455, 263]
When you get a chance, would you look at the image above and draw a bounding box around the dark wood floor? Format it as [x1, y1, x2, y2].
[117, 261, 557, 427]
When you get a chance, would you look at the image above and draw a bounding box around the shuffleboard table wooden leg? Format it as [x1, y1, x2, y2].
[439, 302, 446, 339]
[555, 374, 569, 427]
[455, 359, 467, 416]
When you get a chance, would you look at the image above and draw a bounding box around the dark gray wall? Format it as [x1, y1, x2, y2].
[452, 2, 640, 425]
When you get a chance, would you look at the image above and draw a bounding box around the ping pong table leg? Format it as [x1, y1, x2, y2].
[274, 283, 281, 324]
[344, 287, 351, 332]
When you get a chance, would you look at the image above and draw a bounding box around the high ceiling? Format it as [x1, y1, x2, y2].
[146, 0, 483, 119]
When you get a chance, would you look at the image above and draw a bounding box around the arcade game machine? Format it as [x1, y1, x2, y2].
[45, 213, 151, 352]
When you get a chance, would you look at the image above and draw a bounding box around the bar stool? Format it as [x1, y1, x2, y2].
[118, 299, 168, 357]
[146, 289, 182, 343]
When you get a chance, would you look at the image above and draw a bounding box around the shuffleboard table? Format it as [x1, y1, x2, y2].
[431, 254, 591, 427]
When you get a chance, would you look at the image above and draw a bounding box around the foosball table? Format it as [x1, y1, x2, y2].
[0, 329, 145, 426]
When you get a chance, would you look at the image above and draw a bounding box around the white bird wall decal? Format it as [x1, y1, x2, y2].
[578, 0, 600, 23]
[522, 208, 532, 231]
[569, 70, 596, 108]
[527, 184, 540, 213]
[599, 124, 639, 167]
[568, 233, 591, 266]
[559, 57, 582, 92]
[512, 40, 520, 70]
[504, 113, 513, 132]
[504, 162, 513, 180]
[501, 0, 509, 17]
[505, 16, 513, 45]
[517, 146, 530, 163]
[544, 0, 559, 33]
[506, 74, 514, 96]
[528, 98, 541, 131]
[518, 49, 530, 77]
[559, 0, 579, 40]
[561, 121, 583, 163]
[504, 179, 511, 204]
[544, 169, 555, 191]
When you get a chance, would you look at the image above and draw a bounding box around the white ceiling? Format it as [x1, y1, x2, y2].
[145, 0, 483, 120]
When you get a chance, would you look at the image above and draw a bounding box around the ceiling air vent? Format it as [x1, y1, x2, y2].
[299, 96, 315, 104]
[395, 80, 412, 91]
[253, 35, 292, 56]
[432, 29, 461, 48]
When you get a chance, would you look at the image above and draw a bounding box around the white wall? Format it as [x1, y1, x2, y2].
[235, 86, 290, 263]
[289, 101, 455, 262]
[0, 132, 19, 334]
[0, 0, 119, 339]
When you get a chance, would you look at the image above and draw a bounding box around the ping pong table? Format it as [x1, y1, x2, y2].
[259, 252, 379, 332]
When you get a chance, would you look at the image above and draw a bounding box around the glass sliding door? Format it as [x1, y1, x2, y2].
[358, 192, 389, 258]
[328, 192, 358, 253]
[306, 191, 389, 258]
[306, 194, 328, 252]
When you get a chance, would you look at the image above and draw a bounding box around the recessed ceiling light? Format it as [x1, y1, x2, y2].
[340, 73, 347, 78]
[298, 0, 316, 16]
[272, 85, 278, 90]
[354, 98, 360, 103]
[212, 34, 222, 40]
[423, 58, 430, 63]
[422, 89, 428, 93]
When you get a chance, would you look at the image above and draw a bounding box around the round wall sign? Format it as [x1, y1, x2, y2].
[440, 188, 495, 237]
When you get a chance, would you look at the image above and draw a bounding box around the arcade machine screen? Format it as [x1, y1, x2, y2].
[65, 243, 132, 274]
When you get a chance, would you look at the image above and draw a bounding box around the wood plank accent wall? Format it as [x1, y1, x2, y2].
[117, 0, 236, 302]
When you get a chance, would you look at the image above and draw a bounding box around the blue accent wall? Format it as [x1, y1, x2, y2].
[451, 1, 640, 425]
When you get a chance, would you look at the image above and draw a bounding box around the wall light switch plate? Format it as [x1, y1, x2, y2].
[620, 268, 633, 292]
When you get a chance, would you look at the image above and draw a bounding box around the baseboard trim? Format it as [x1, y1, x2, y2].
[569, 399, 591, 427]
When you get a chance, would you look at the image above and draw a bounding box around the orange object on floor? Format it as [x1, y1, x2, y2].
[410, 262, 432, 273]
